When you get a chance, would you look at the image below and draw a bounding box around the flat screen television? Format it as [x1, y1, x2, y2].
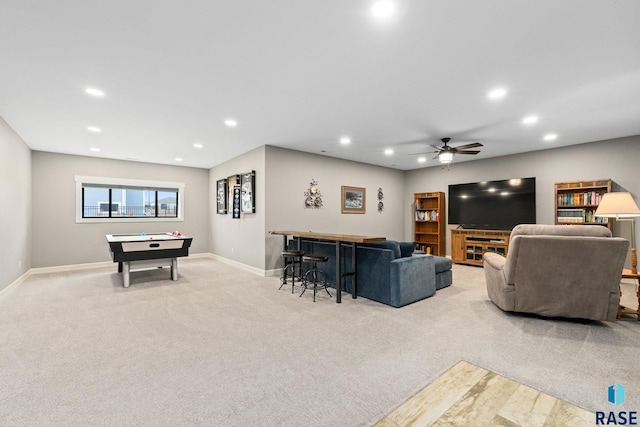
[448, 177, 536, 230]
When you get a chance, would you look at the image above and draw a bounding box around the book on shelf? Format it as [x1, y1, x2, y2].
[557, 208, 608, 224]
[415, 210, 439, 221]
[557, 191, 603, 206]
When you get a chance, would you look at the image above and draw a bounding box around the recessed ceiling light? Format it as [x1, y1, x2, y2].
[543, 133, 558, 141]
[90, 147, 100, 152]
[175, 157, 183, 162]
[522, 116, 538, 125]
[85, 87, 104, 97]
[87, 126, 101, 133]
[384, 148, 394, 155]
[224, 119, 237, 127]
[339, 137, 351, 145]
[417, 157, 427, 163]
[193, 143, 203, 148]
[488, 88, 507, 100]
[371, 0, 396, 19]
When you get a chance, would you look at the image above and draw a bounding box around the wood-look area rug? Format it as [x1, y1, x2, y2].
[375, 361, 594, 427]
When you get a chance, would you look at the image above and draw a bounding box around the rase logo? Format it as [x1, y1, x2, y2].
[610, 382, 626, 406]
[596, 382, 638, 425]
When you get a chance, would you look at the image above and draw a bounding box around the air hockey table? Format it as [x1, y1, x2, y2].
[106, 233, 193, 287]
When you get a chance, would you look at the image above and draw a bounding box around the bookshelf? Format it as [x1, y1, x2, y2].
[414, 192, 445, 256]
[554, 179, 611, 227]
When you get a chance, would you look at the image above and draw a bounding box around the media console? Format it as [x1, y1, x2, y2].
[451, 229, 511, 266]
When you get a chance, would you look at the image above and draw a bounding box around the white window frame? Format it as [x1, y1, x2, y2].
[75, 175, 185, 223]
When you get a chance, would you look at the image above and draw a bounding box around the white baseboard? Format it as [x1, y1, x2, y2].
[0, 270, 31, 299]
[207, 253, 269, 276]
[29, 261, 113, 275]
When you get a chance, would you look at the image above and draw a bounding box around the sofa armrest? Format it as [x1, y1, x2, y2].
[483, 252, 515, 311]
[483, 252, 506, 272]
[388, 254, 436, 307]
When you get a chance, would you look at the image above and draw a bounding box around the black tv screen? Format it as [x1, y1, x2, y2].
[448, 177, 536, 230]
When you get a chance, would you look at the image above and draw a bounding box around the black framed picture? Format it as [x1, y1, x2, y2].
[216, 178, 227, 214]
[232, 184, 241, 219]
[241, 171, 256, 213]
[227, 174, 240, 215]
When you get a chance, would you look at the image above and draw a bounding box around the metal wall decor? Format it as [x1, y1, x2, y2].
[240, 171, 256, 213]
[378, 187, 384, 213]
[304, 179, 323, 208]
[216, 179, 227, 214]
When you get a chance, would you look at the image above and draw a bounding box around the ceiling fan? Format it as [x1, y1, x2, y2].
[428, 138, 483, 164]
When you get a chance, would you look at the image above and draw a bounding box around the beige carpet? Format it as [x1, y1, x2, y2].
[0, 257, 638, 426]
[375, 360, 593, 426]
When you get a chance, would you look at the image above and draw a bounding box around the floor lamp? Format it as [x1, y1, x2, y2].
[595, 192, 640, 274]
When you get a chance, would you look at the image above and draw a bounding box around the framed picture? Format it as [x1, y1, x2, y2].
[240, 171, 256, 213]
[228, 174, 240, 216]
[216, 179, 227, 214]
[232, 184, 241, 219]
[341, 186, 366, 214]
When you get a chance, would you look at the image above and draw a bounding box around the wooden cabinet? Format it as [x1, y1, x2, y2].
[451, 229, 511, 266]
[414, 192, 446, 256]
[554, 179, 611, 227]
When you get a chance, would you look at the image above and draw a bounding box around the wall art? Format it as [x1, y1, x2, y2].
[341, 185, 366, 214]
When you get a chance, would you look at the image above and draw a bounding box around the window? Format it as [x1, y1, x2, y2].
[75, 176, 184, 223]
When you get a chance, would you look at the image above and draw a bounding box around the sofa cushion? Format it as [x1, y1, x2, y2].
[398, 242, 416, 258]
[361, 240, 401, 259]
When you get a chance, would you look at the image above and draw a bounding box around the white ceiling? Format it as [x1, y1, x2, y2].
[1, 1, 639, 170]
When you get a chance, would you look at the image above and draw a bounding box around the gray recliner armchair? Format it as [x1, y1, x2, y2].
[483, 224, 629, 321]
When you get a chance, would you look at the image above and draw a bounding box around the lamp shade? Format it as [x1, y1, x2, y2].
[594, 192, 640, 218]
[438, 151, 453, 164]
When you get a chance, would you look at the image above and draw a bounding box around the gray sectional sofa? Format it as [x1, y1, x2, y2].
[291, 239, 452, 307]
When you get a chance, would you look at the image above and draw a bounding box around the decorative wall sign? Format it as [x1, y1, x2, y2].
[241, 171, 256, 213]
[232, 184, 241, 219]
[227, 174, 240, 215]
[304, 179, 323, 208]
[216, 179, 227, 214]
[378, 187, 384, 213]
[341, 186, 366, 214]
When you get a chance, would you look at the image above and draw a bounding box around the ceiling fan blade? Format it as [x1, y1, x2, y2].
[429, 144, 444, 151]
[432, 153, 440, 160]
[454, 142, 483, 150]
[455, 150, 481, 155]
[408, 152, 430, 156]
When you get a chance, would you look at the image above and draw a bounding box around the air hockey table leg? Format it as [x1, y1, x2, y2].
[123, 262, 130, 288]
[171, 258, 178, 280]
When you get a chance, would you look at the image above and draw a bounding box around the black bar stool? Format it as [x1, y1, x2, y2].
[300, 254, 332, 302]
[279, 249, 305, 293]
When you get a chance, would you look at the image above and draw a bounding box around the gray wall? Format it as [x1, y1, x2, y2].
[31, 152, 210, 268]
[209, 146, 266, 270]
[404, 135, 640, 265]
[6, 133, 640, 280]
[0, 118, 32, 290]
[264, 146, 406, 272]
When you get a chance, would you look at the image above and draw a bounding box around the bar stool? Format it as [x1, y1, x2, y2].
[300, 254, 332, 302]
[279, 249, 305, 293]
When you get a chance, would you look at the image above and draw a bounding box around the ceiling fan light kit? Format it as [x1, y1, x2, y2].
[438, 151, 453, 164]
[427, 137, 483, 165]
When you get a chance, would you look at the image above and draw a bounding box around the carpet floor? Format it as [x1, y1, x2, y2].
[0, 257, 638, 426]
